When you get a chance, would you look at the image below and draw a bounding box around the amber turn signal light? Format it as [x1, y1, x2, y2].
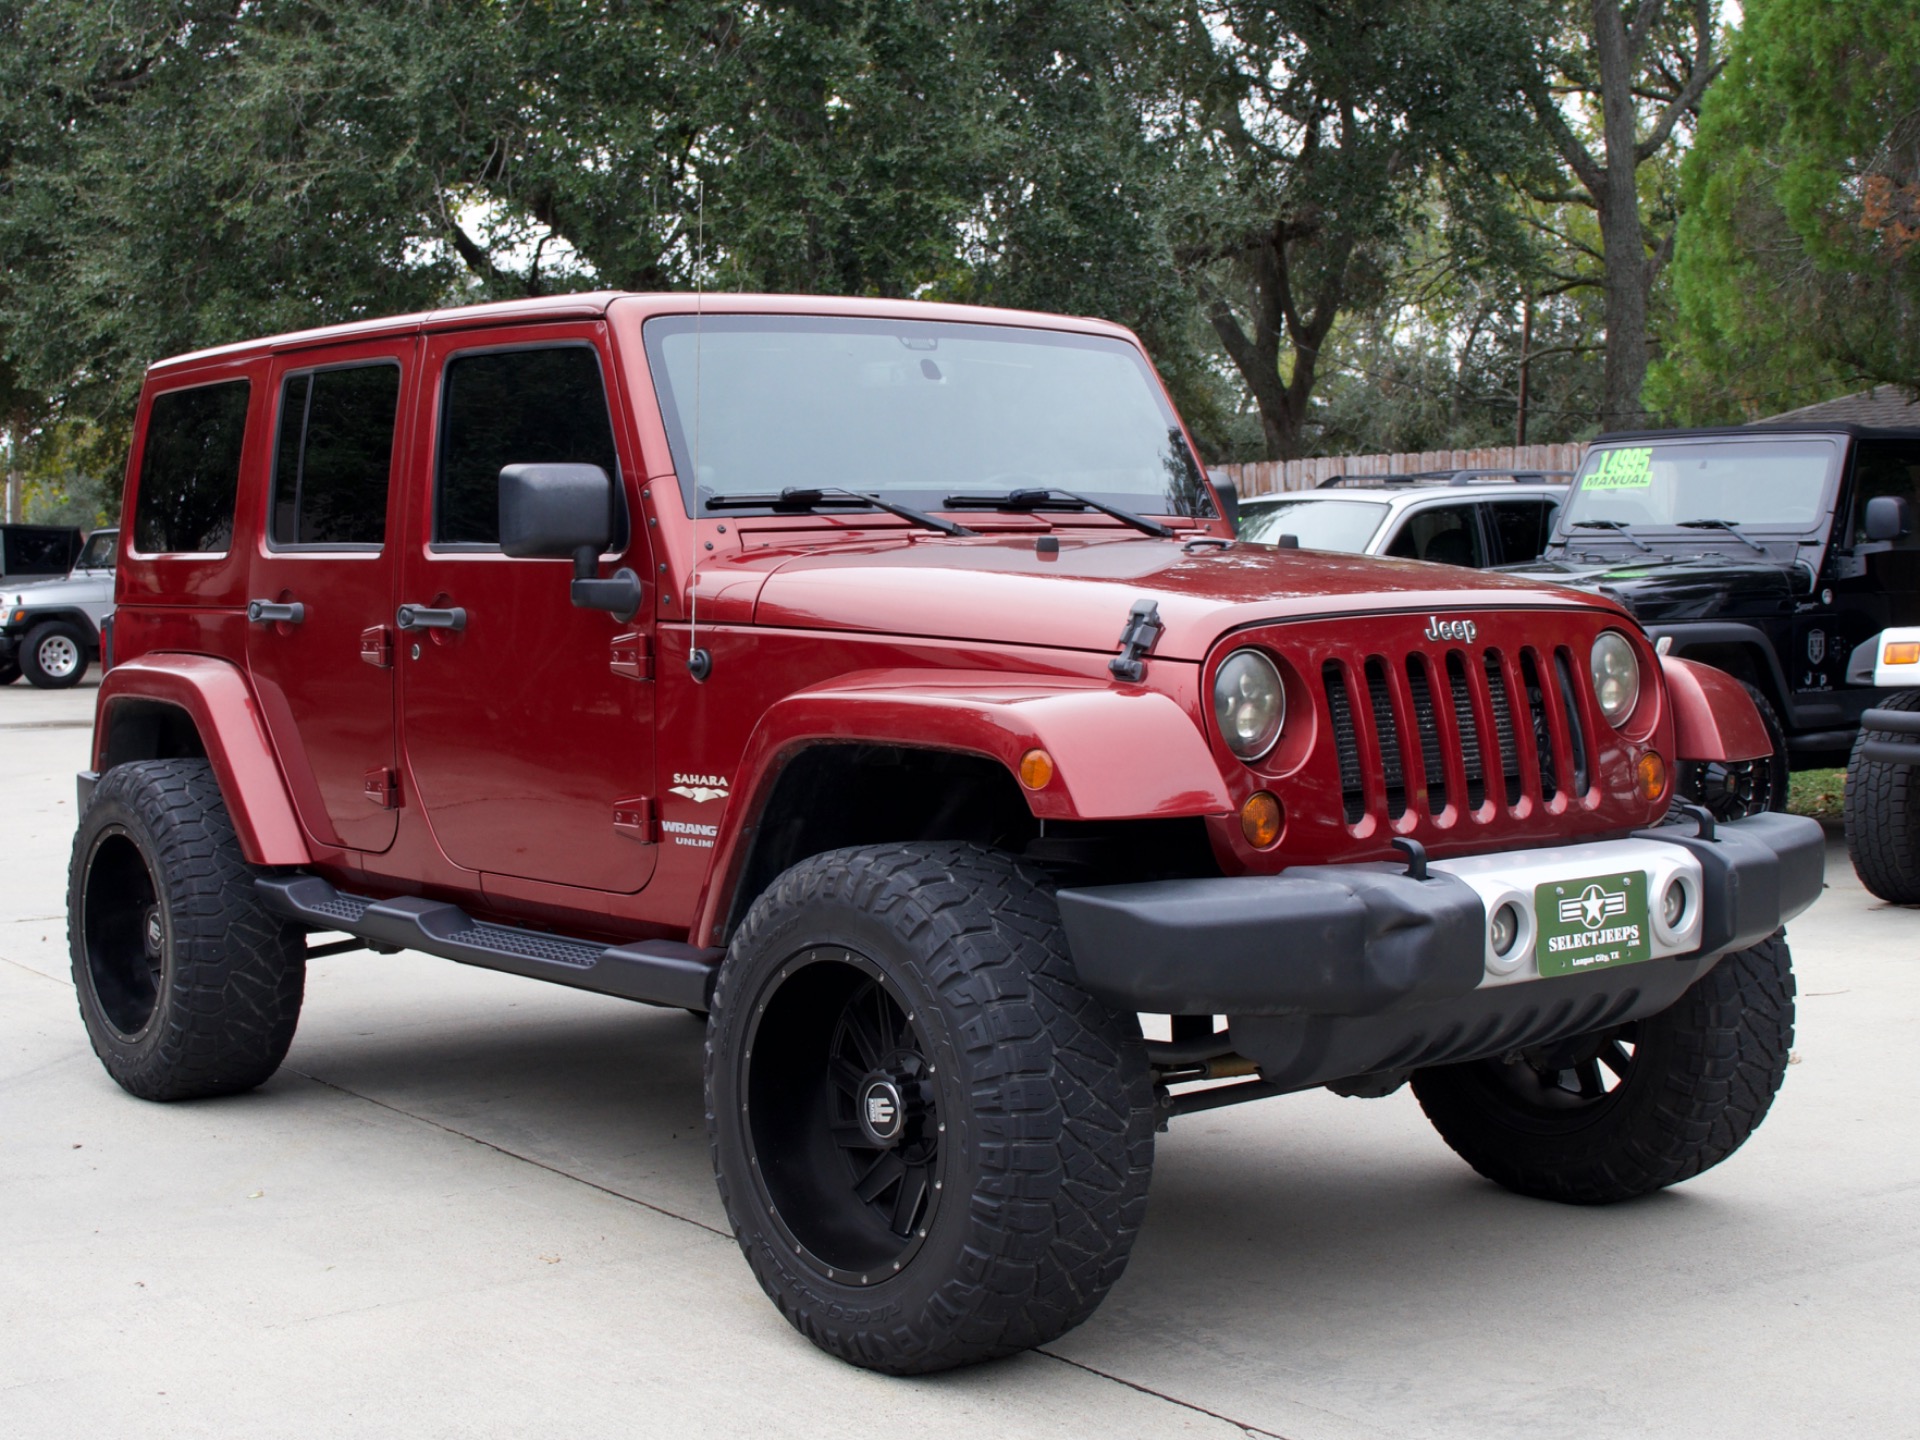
[1884, 641, 1920, 666]
[1018, 749, 1055, 790]
[1240, 790, 1283, 848]
[1636, 751, 1667, 801]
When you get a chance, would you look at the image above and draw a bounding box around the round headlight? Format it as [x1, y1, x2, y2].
[1213, 648, 1285, 761]
[1590, 630, 1640, 726]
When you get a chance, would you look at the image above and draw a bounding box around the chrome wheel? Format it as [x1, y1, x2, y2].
[36, 632, 80, 679]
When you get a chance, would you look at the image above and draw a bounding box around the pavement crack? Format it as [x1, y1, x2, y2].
[1034, 1349, 1295, 1438]
[287, 1066, 732, 1239]
[0, 953, 72, 986]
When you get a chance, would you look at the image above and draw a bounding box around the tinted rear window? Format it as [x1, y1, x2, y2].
[272, 364, 400, 547]
[436, 347, 618, 545]
[134, 381, 251, 554]
[3, 529, 76, 574]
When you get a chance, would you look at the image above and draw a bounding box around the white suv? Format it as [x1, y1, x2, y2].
[1234, 470, 1568, 568]
[0, 527, 117, 688]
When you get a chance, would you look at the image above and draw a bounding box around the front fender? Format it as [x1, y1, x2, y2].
[694, 668, 1232, 943]
[1660, 655, 1771, 763]
[94, 655, 311, 866]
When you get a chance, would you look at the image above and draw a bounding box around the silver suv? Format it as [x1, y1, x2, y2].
[0, 527, 117, 688]
[1235, 470, 1568, 568]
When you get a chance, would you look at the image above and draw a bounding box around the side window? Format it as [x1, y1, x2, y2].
[436, 346, 619, 546]
[8, 530, 74, 573]
[1490, 500, 1554, 563]
[1387, 506, 1483, 566]
[272, 363, 400, 547]
[1851, 441, 1920, 549]
[133, 380, 251, 554]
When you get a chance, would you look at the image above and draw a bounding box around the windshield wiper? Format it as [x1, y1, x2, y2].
[701, 487, 976, 538]
[942, 487, 1175, 538]
[1678, 518, 1768, 555]
[1571, 519, 1654, 554]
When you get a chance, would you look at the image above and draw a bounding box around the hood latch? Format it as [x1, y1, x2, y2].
[1109, 599, 1164, 683]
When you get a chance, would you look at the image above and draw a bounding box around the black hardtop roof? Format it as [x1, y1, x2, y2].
[1593, 423, 1920, 445]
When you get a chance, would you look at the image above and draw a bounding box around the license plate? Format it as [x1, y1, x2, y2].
[1534, 871, 1653, 977]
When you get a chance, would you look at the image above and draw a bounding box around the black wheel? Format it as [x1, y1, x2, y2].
[1678, 680, 1788, 820]
[0, 659, 18, 685]
[706, 843, 1154, 1374]
[21, 619, 89, 688]
[69, 758, 306, 1100]
[1844, 690, 1920, 903]
[1411, 933, 1795, 1204]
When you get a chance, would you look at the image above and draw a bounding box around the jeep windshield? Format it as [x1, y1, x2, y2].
[75, 531, 116, 570]
[643, 314, 1211, 521]
[1237, 497, 1387, 552]
[1559, 437, 1841, 537]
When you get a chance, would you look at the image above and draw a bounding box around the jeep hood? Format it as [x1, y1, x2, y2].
[1503, 552, 1799, 625]
[738, 533, 1610, 660]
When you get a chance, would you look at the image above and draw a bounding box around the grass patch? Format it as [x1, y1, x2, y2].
[1789, 767, 1846, 822]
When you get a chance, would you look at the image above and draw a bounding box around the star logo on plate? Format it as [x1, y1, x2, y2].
[1559, 883, 1628, 931]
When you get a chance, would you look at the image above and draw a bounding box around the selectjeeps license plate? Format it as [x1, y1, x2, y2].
[1534, 871, 1653, 977]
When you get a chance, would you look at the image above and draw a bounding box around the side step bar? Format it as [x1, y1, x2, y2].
[256, 874, 722, 1011]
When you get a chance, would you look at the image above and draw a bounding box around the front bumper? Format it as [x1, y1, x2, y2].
[1056, 811, 1824, 1090]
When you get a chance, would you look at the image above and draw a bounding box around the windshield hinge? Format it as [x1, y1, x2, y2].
[1109, 599, 1164, 683]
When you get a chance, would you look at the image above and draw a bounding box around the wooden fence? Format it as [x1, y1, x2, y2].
[1215, 442, 1590, 497]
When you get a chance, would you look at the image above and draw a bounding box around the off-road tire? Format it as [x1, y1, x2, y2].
[69, 759, 306, 1100]
[1412, 932, 1795, 1204]
[21, 619, 88, 689]
[0, 659, 18, 685]
[706, 842, 1154, 1374]
[1844, 690, 1920, 903]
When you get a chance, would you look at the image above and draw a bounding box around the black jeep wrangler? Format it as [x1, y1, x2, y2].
[1505, 424, 1920, 810]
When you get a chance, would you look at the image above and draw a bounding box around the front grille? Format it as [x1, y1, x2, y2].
[1325, 638, 1595, 827]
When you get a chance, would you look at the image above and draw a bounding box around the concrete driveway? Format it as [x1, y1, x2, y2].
[4, 678, 1915, 1438]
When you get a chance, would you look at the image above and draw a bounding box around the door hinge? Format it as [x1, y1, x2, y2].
[363, 767, 400, 810]
[360, 625, 394, 669]
[610, 631, 653, 681]
[612, 797, 657, 842]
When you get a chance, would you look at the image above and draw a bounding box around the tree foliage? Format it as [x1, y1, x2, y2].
[8, 0, 1880, 493]
[1655, 0, 1920, 421]
[1146, 1, 1542, 459]
[1514, 0, 1723, 430]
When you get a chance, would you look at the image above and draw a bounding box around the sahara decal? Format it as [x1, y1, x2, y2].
[670, 773, 730, 804]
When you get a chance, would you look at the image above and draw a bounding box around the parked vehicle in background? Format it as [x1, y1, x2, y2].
[0, 523, 83, 582]
[0, 527, 117, 687]
[67, 293, 1820, 1375]
[1844, 626, 1920, 901]
[1235, 470, 1569, 567]
[1502, 424, 1920, 815]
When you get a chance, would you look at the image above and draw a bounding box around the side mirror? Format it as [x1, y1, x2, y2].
[500, 463, 615, 559]
[1210, 474, 1242, 534]
[1864, 495, 1912, 543]
[498, 463, 643, 622]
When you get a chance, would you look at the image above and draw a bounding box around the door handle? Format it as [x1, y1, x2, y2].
[247, 599, 305, 625]
[396, 604, 467, 632]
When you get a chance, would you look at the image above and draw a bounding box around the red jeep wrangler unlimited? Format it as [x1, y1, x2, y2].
[70, 293, 1823, 1373]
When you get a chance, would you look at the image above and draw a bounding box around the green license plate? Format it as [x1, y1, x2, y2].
[1534, 871, 1653, 977]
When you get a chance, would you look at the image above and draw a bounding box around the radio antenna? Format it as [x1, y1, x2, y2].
[686, 178, 712, 682]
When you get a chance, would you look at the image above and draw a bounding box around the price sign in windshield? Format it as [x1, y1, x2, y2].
[1585, 447, 1653, 490]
